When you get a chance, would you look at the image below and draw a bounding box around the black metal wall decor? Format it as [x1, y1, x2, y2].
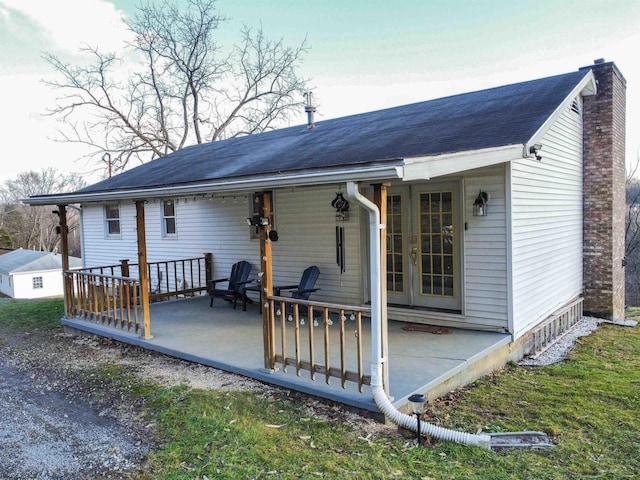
[331, 192, 350, 221]
[336, 225, 345, 274]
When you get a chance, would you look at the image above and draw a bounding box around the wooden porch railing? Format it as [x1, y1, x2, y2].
[267, 296, 372, 392]
[64, 270, 141, 333]
[64, 254, 213, 335]
[79, 255, 212, 303]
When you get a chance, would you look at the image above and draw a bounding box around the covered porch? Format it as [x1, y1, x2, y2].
[61, 294, 510, 414]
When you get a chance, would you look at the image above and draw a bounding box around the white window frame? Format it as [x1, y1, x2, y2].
[104, 204, 121, 238]
[161, 200, 177, 238]
[32, 276, 43, 289]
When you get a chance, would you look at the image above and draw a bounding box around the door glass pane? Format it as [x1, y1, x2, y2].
[432, 234, 442, 254]
[444, 276, 454, 296]
[431, 215, 440, 234]
[433, 276, 443, 295]
[386, 194, 404, 293]
[443, 255, 453, 274]
[422, 274, 432, 294]
[432, 255, 442, 274]
[442, 192, 452, 212]
[419, 191, 455, 298]
[430, 193, 441, 212]
[391, 196, 402, 214]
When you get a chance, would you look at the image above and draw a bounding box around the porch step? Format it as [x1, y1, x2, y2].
[529, 297, 583, 358]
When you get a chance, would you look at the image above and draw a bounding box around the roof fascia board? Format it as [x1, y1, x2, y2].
[23, 164, 403, 206]
[402, 144, 524, 181]
[524, 70, 597, 155]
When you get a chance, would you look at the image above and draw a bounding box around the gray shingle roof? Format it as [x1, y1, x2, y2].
[0, 249, 82, 273]
[76, 69, 589, 195]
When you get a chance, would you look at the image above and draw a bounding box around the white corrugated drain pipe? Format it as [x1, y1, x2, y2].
[346, 182, 491, 450]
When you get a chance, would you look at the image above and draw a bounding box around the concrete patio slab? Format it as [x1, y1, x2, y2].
[62, 295, 511, 414]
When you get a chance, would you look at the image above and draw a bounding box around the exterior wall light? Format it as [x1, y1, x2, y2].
[529, 143, 543, 161]
[408, 393, 428, 446]
[473, 191, 490, 217]
[246, 215, 271, 227]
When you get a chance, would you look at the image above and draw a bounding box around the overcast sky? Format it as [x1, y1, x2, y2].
[1, 0, 638, 185]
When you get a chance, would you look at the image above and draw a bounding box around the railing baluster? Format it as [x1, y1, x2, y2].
[294, 306, 301, 376]
[356, 312, 364, 393]
[323, 307, 330, 385]
[339, 309, 346, 389]
[174, 261, 180, 294]
[124, 280, 132, 331]
[280, 302, 287, 372]
[132, 280, 140, 333]
[308, 305, 315, 381]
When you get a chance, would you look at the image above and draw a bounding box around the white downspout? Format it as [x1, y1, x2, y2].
[346, 181, 491, 450]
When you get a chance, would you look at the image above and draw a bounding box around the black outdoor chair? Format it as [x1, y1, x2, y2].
[274, 265, 320, 323]
[208, 260, 253, 310]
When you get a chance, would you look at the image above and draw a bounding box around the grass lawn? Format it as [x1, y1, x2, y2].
[2, 299, 639, 479]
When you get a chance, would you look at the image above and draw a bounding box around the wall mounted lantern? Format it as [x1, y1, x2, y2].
[472, 191, 490, 217]
[246, 215, 271, 227]
[408, 393, 428, 446]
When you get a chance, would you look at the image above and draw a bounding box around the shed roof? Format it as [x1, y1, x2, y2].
[0, 249, 82, 274]
[26, 68, 594, 205]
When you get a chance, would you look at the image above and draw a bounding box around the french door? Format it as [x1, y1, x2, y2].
[386, 183, 462, 311]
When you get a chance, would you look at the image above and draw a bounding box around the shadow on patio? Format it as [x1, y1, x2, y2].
[62, 295, 510, 414]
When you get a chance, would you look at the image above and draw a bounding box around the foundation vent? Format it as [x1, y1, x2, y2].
[529, 297, 584, 358]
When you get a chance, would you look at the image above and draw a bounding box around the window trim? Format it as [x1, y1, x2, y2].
[104, 204, 121, 238]
[161, 200, 177, 238]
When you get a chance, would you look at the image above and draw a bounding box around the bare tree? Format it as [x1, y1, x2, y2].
[625, 149, 640, 306]
[626, 155, 640, 257]
[0, 169, 85, 256]
[43, 0, 309, 175]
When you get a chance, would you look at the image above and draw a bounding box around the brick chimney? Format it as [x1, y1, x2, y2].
[581, 60, 626, 320]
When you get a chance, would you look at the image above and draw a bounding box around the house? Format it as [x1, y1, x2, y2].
[0, 249, 82, 299]
[24, 60, 625, 425]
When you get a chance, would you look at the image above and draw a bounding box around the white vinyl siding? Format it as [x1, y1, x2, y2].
[83, 203, 138, 268]
[462, 166, 509, 331]
[510, 102, 583, 339]
[145, 196, 260, 278]
[80, 184, 363, 305]
[271, 185, 363, 305]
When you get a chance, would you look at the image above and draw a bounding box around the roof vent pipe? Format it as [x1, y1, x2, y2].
[304, 92, 316, 130]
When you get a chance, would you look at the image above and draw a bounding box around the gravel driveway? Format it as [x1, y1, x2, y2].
[0, 358, 146, 479]
[0, 320, 363, 479]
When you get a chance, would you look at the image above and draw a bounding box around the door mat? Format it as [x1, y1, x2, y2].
[402, 324, 452, 334]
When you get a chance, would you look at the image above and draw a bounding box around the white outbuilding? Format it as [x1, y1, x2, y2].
[0, 249, 82, 299]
